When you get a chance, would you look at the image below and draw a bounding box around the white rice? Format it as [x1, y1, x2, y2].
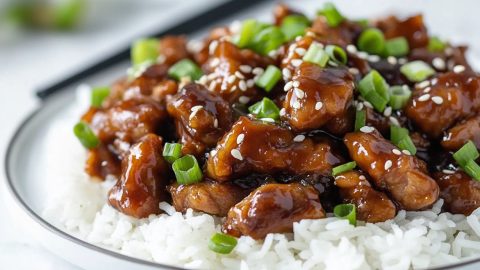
[42, 87, 480, 270]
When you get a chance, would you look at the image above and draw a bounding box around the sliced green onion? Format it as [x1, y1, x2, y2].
[168, 59, 203, 81]
[54, 0, 86, 30]
[332, 161, 357, 176]
[354, 109, 366, 132]
[317, 2, 344, 27]
[255, 65, 281, 92]
[235, 19, 258, 48]
[325, 45, 347, 65]
[428, 36, 446, 52]
[453, 141, 479, 167]
[384, 37, 409, 57]
[390, 126, 417, 155]
[281, 15, 310, 41]
[355, 19, 370, 28]
[464, 159, 480, 181]
[172, 154, 203, 185]
[388, 85, 411, 110]
[73, 122, 99, 149]
[131, 38, 160, 66]
[91, 87, 110, 108]
[358, 70, 389, 112]
[163, 143, 183, 164]
[250, 26, 285, 56]
[400, 60, 435, 82]
[334, 203, 356, 226]
[357, 28, 385, 55]
[248, 97, 280, 120]
[303, 43, 329, 67]
[208, 233, 237, 254]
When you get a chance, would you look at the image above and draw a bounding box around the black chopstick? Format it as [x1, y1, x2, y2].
[36, 0, 271, 100]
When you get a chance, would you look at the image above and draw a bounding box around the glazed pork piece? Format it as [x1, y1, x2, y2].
[434, 171, 480, 215]
[441, 115, 480, 151]
[405, 71, 480, 138]
[335, 170, 396, 222]
[166, 83, 234, 156]
[168, 181, 250, 216]
[108, 134, 171, 218]
[344, 129, 439, 210]
[282, 62, 355, 134]
[376, 15, 429, 49]
[222, 183, 325, 239]
[84, 144, 121, 179]
[206, 116, 343, 182]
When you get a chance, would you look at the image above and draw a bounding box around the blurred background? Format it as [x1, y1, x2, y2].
[1, 0, 480, 269]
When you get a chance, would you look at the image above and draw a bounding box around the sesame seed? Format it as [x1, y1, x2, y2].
[346, 44, 357, 53]
[292, 100, 301, 109]
[387, 56, 397, 65]
[402, 149, 411, 155]
[389, 116, 400, 126]
[416, 81, 430, 89]
[213, 119, 218, 128]
[279, 108, 286, 116]
[295, 35, 302, 41]
[453, 65, 466, 73]
[295, 47, 307, 56]
[260, 118, 275, 122]
[246, 79, 255, 88]
[306, 31, 316, 37]
[360, 126, 374, 133]
[210, 58, 220, 67]
[292, 81, 300, 88]
[442, 169, 455, 174]
[423, 87, 431, 93]
[348, 67, 360, 75]
[315, 101, 323, 110]
[235, 71, 245, 79]
[210, 149, 217, 156]
[268, 50, 278, 58]
[392, 149, 402, 155]
[252, 67, 264, 75]
[367, 55, 380, 62]
[282, 68, 292, 79]
[294, 88, 305, 99]
[209, 40, 218, 55]
[384, 160, 393, 170]
[357, 51, 368, 59]
[359, 175, 366, 180]
[398, 58, 407, 65]
[208, 81, 217, 91]
[227, 75, 236, 84]
[239, 65, 252, 73]
[173, 99, 184, 107]
[293, 135, 306, 142]
[231, 149, 243, 160]
[431, 96, 444, 105]
[284, 81, 293, 91]
[363, 101, 373, 109]
[383, 106, 392, 117]
[356, 102, 364, 111]
[197, 75, 207, 85]
[191, 105, 203, 112]
[239, 96, 250, 104]
[418, 94, 431, 102]
[239, 80, 247, 91]
[431, 78, 438, 85]
[237, 133, 245, 144]
[291, 59, 303, 67]
[207, 73, 217, 80]
[231, 85, 237, 92]
[445, 47, 453, 56]
[432, 57, 446, 70]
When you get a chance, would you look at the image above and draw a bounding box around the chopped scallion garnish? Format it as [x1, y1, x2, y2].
[208, 233, 237, 254]
[250, 26, 285, 56]
[388, 85, 411, 110]
[281, 15, 310, 41]
[354, 109, 366, 132]
[248, 97, 280, 120]
[453, 141, 479, 167]
[235, 19, 259, 48]
[131, 38, 160, 66]
[334, 203, 356, 226]
[400, 60, 435, 82]
[357, 28, 385, 55]
[168, 59, 203, 81]
[303, 43, 329, 67]
[332, 161, 357, 176]
[163, 142, 183, 164]
[317, 2, 344, 27]
[358, 70, 389, 112]
[73, 122, 99, 149]
[384, 37, 409, 57]
[464, 159, 480, 181]
[255, 65, 281, 92]
[390, 126, 417, 155]
[172, 155, 203, 185]
[90, 87, 110, 108]
[427, 36, 446, 52]
[325, 45, 347, 65]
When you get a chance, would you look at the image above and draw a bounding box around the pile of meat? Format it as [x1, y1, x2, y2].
[79, 4, 480, 239]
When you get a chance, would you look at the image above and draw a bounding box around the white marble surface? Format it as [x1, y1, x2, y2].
[1, 0, 480, 269]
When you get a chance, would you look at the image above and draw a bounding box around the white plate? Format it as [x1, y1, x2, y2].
[4, 1, 480, 269]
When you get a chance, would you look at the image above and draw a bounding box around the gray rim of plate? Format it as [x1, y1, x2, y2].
[4, 93, 480, 270]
